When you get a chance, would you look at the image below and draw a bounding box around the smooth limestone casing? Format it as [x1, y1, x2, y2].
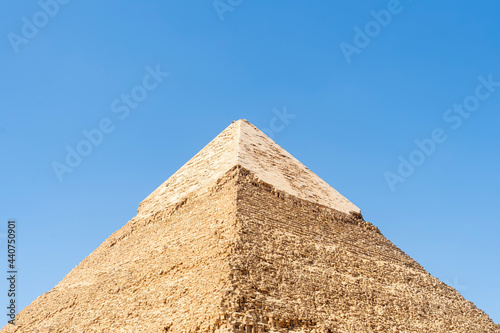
[138, 119, 360, 217]
[2, 120, 498, 332]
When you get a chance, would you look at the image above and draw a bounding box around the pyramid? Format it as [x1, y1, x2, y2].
[3, 120, 498, 332]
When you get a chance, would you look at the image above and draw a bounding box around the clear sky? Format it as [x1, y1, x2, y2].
[1, 0, 499, 325]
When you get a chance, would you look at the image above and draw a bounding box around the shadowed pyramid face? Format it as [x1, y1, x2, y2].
[3, 120, 498, 333]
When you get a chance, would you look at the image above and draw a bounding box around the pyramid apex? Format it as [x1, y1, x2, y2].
[233, 118, 249, 123]
[232, 118, 252, 131]
[138, 119, 359, 215]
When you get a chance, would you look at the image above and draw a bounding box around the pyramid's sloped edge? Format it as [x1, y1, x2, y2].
[217, 168, 500, 332]
[137, 120, 240, 215]
[237, 120, 360, 215]
[1, 167, 243, 332]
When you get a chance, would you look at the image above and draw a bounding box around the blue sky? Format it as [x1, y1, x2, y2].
[1, 0, 499, 324]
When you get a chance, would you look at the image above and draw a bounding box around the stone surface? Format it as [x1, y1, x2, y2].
[2, 120, 498, 332]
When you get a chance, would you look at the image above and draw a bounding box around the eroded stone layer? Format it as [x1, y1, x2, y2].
[2, 167, 498, 332]
[2, 171, 240, 333]
[220, 167, 500, 333]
